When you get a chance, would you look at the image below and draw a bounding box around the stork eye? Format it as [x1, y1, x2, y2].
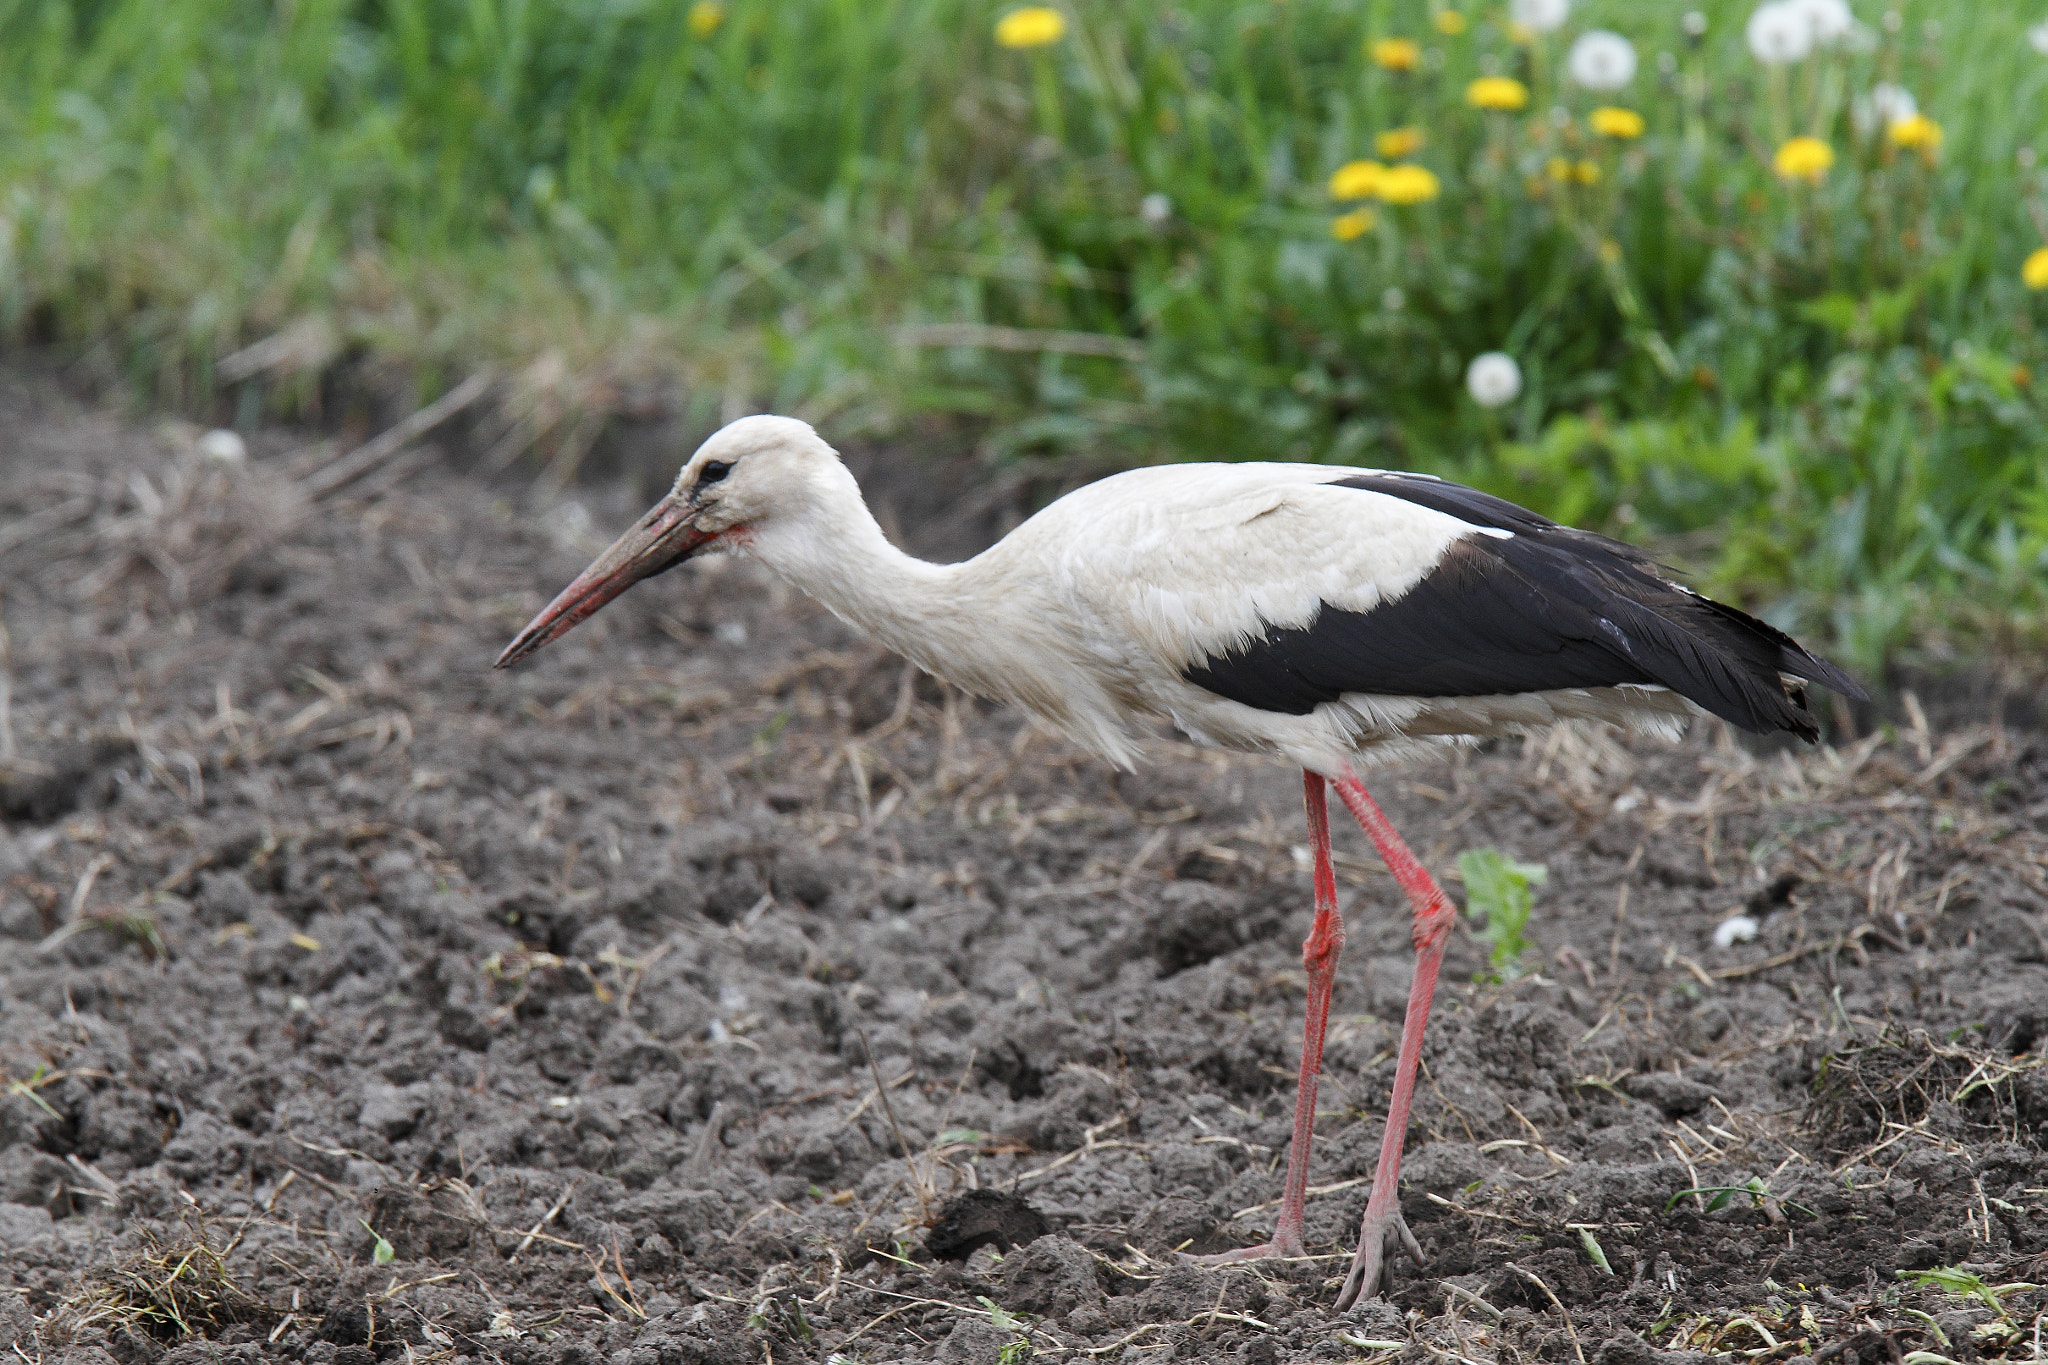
[698, 460, 733, 486]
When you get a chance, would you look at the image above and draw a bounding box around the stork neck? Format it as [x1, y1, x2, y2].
[746, 465, 1135, 766]
[753, 498, 985, 677]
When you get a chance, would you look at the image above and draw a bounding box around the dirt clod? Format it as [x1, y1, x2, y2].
[925, 1189, 1051, 1262]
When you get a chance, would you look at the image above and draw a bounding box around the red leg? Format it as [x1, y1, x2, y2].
[1190, 770, 1345, 1263]
[1330, 771, 1453, 1309]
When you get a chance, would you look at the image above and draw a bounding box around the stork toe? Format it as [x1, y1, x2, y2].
[1334, 1205, 1427, 1311]
[1178, 1233, 1307, 1267]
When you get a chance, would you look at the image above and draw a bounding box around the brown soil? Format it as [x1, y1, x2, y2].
[1, 371, 2045, 1365]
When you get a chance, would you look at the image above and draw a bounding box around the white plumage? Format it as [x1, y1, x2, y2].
[497, 415, 1860, 1309]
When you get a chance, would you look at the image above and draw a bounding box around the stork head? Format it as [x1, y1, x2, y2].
[494, 415, 840, 669]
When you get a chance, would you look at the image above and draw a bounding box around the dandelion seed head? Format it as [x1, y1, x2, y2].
[1466, 352, 1522, 407]
[1747, 2, 1813, 64]
[2031, 19, 2048, 54]
[1871, 82, 1916, 124]
[1791, 0, 1854, 45]
[1853, 81, 1914, 136]
[1681, 10, 1709, 37]
[1567, 30, 1637, 90]
[1140, 192, 1173, 226]
[1381, 287, 1407, 311]
[1509, 0, 1569, 34]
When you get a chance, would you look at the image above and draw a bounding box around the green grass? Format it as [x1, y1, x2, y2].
[0, 0, 2043, 671]
[1455, 846, 1544, 981]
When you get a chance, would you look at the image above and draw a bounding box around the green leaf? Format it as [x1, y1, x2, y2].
[1457, 848, 1546, 981]
[359, 1219, 395, 1265]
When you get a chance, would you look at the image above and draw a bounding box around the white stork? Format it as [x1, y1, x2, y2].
[496, 415, 1861, 1308]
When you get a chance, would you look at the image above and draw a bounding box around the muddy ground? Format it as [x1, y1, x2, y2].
[1, 369, 2045, 1365]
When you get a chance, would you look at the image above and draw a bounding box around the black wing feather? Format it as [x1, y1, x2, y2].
[1182, 473, 1865, 739]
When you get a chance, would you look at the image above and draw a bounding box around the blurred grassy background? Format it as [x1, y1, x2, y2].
[0, 0, 2043, 676]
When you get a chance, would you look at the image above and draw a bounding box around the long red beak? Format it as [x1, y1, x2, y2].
[495, 494, 715, 669]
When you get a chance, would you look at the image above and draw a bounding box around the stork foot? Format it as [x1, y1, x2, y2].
[1179, 1231, 1308, 1266]
[1333, 1206, 1425, 1311]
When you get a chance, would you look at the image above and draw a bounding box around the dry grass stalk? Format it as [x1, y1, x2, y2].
[58, 1213, 274, 1343]
[1808, 1027, 2048, 1161]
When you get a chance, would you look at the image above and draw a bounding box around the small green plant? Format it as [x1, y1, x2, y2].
[3, 1064, 65, 1120]
[1665, 1176, 1816, 1219]
[357, 1220, 395, 1266]
[978, 1297, 1034, 1362]
[746, 1290, 813, 1341]
[1456, 848, 1546, 982]
[1897, 1266, 2039, 1318]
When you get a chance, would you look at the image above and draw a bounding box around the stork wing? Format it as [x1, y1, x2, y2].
[1061, 467, 1861, 741]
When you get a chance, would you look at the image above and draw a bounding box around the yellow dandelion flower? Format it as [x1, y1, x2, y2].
[1467, 76, 1530, 111]
[1598, 239, 1622, 263]
[1888, 114, 1942, 154]
[1434, 10, 1468, 35]
[1772, 136, 1834, 182]
[687, 0, 723, 37]
[1546, 156, 1572, 182]
[2024, 247, 2048, 290]
[1590, 106, 1645, 139]
[1330, 209, 1377, 241]
[1328, 160, 1386, 201]
[1378, 163, 1441, 205]
[1508, 21, 1535, 44]
[1370, 37, 1422, 71]
[1376, 126, 1426, 158]
[995, 6, 1066, 48]
[1573, 160, 1600, 184]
